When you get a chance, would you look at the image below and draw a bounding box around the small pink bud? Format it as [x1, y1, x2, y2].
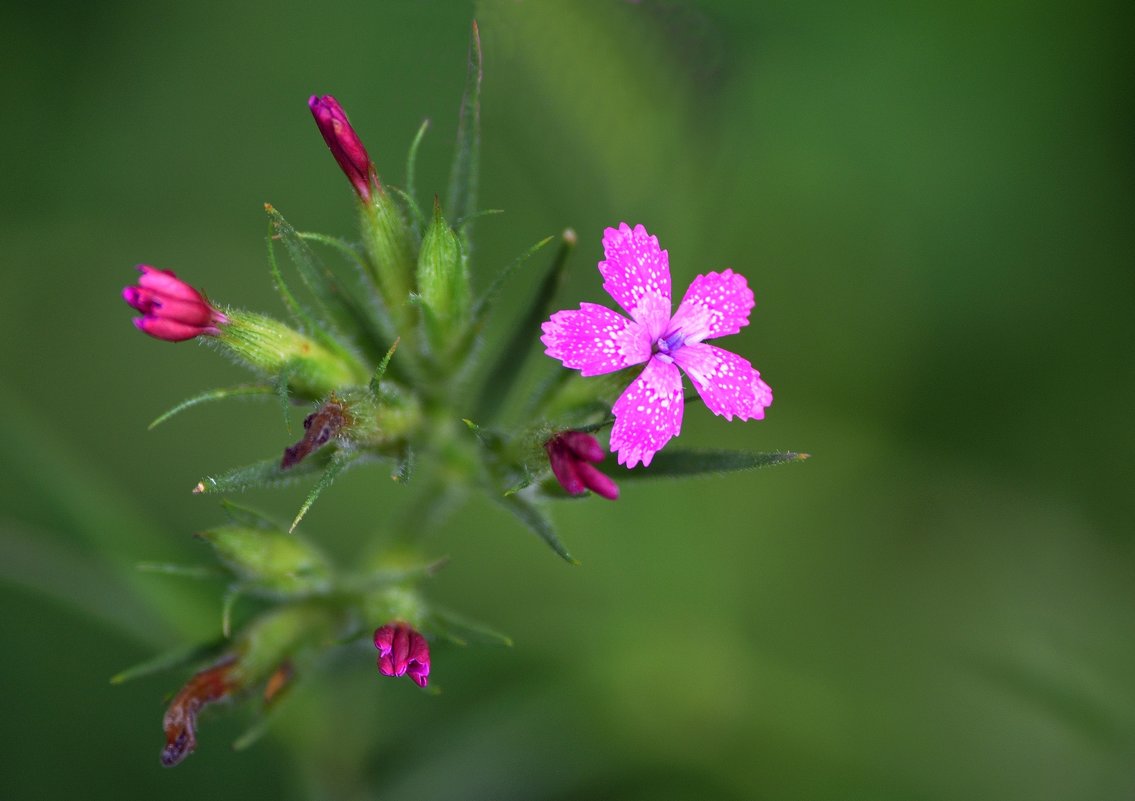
[545, 431, 619, 500]
[123, 265, 227, 342]
[309, 94, 378, 201]
[373, 622, 430, 688]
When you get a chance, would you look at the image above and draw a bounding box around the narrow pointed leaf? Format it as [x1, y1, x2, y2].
[148, 385, 275, 430]
[617, 450, 810, 481]
[447, 20, 482, 245]
[289, 450, 358, 532]
[220, 500, 282, 530]
[192, 449, 339, 495]
[431, 607, 513, 647]
[474, 229, 577, 421]
[390, 186, 427, 235]
[497, 494, 577, 564]
[135, 562, 226, 580]
[368, 337, 400, 397]
[221, 583, 243, 638]
[267, 205, 380, 360]
[405, 119, 430, 234]
[110, 638, 227, 685]
[469, 235, 555, 335]
[392, 443, 414, 484]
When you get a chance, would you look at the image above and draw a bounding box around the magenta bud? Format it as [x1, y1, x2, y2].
[123, 265, 227, 342]
[545, 431, 619, 500]
[373, 622, 430, 688]
[308, 94, 378, 201]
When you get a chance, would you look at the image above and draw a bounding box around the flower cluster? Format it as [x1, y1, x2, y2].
[116, 25, 794, 768]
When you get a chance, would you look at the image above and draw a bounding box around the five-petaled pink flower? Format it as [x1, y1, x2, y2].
[123, 265, 228, 342]
[541, 223, 773, 468]
[373, 623, 430, 688]
[545, 431, 619, 500]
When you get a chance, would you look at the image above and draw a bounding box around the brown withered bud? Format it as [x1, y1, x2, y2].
[281, 398, 349, 469]
[160, 658, 237, 767]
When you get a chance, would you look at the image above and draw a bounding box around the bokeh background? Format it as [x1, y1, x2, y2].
[2, 0, 1133, 799]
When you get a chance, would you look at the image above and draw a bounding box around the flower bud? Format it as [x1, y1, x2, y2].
[196, 524, 332, 597]
[373, 622, 430, 688]
[545, 431, 619, 500]
[417, 201, 470, 357]
[308, 94, 378, 201]
[360, 192, 417, 334]
[216, 310, 367, 399]
[123, 265, 228, 342]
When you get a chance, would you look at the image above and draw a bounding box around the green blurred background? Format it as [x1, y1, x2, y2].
[2, 0, 1133, 798]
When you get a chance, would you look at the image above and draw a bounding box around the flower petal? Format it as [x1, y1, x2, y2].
[668, 269, 754, 344]
[610, 357, 684, 468]
[749, 373, 774, 420]
[671, 342, 758, 421]
[599, 223, 672, 339]
[541, 303, 651, 376]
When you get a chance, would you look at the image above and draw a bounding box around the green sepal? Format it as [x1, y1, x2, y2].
[429, 607, 513, 648]
[195, 524, 333, 597]
[417, 200, 470, 359]
[359, 190, 417, 334]
[447, 20, 482, 248]
[496, 493, 577, 565]
[617, 450, 810, 480]
[229, 603, 344, 689]
[148, 385, 275, 430]
[214, 310, 368, 400]
[473, 229, 577, 422]
[109, 638, 227, 685]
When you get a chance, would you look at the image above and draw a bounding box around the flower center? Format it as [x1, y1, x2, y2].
[653, 330, 686, 362]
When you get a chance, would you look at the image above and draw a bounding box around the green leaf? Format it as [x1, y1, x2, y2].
[148, 385, 275, 430]
[289, 450, 359, 532]
[473, 229, 577, 422]
[430, 607, 513, 647]
[497, 494, 577, 564]
[110, 639, 227, 685]
[221, 583, 243, 638]
[192, 449, 340, 496]
[446, 20, 483, 246]
[617, 450, 810, 480]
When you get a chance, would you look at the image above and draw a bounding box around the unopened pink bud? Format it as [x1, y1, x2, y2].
[123, 265, 227, 342]
[373, 622, 430, 688]
[545, 431, 619, 500]
[309, 94, 378, 201]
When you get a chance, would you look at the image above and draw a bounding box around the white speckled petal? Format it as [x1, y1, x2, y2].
[610, 357, 685, 468]
[672, 342, 758, 421]
[599, 223, 672, 339]
[541, 303, 651, 376]
[668, 269, 754, 344]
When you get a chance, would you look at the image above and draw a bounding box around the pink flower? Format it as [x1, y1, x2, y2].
[545, 431, 619, 500]
[373, 623, 430, 688]
[308, 95, 378, 201]
[123, 265, 227, 342]
[541, 223, 773, 468]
